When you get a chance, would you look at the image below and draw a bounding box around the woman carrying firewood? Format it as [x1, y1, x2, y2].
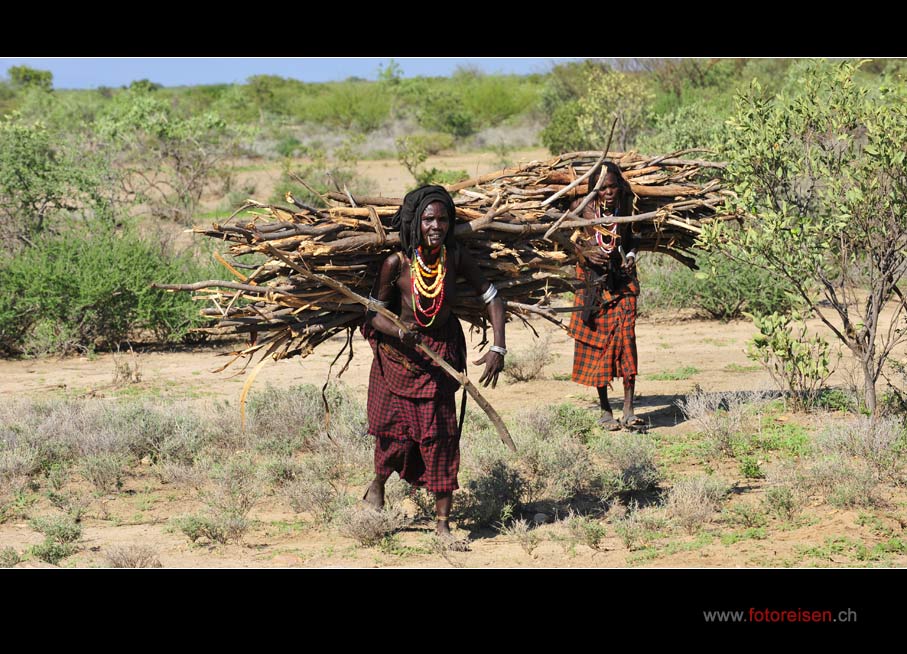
[361, 185, 507, 540]
[568, 161, 644, 431]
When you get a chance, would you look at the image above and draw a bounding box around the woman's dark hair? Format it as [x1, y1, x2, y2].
[587, 160, 633, 216]
[390, 185, 458, 257]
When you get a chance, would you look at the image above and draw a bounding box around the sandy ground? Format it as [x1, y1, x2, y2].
[4, 312, 906, 569]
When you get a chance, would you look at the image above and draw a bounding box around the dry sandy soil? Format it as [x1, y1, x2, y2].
[3, 151, 907, 569]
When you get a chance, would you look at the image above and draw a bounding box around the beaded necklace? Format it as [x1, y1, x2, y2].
[593, 201, 619, 254]
[410, 245, 446, 327]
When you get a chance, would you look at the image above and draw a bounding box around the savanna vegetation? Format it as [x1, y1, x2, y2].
[2, 58, 907, 567]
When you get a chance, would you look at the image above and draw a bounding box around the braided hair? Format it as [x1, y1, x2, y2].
[587, 160, 633, 217]
[390, 185, 458, 258]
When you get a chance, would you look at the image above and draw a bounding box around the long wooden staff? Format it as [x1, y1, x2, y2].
[264, 245, 517, 452]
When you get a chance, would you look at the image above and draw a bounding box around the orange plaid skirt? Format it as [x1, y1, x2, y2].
[568, 266, 638, 387]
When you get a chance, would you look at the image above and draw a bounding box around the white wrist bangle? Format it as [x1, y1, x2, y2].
[489, 345, 507, 356]
[626, 252, 637, 260]
[480, 284, 498, 304]
[398, 328, 404, 340]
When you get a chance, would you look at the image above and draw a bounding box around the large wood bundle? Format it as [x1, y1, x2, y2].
[158, 150, 740, 369]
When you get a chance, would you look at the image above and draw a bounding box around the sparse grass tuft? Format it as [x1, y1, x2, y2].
[498, 517, 542, 556]
[0, 547, 21, 568]
[800, 454, 880, 509]
[611, 501, 667, 550]
[175, 455, 262, 545]
[566, 512, 609, 552]
[503, 335, 553, 383]
[594, 432, 661, 497]
[30, 514, 82, 543]
[648, 366, 699, 381]
[46, 490, 91, 522]
[104, 544, 163, 568]
[815, 416, 907, 482]
[336, 505, 409, 547]
[676, 389, 770, 457]
[79, 453, 127, 494]
[153, 461, 210, 488]
[723, 502, 769, 528]
[513, 407, 596, 503]
[665, 475, 731, 533]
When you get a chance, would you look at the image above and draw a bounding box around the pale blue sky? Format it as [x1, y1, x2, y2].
[0, 58, 587, 90]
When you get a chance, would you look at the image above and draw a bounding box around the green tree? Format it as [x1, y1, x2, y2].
[576, 68, 654, 152]
[540, 101, 591, 153]
[377, 59, 403, 86]
[414, 86, 475, 138]
[636, 101, 729, 155]
[700, 60, 907, 414]
[245, 75, 281, 123]
[0, 113, 116, 248]
[128, 79, 162, 93]
[8, 65, 53, 91]
[95, 91, 249, 223]
[636, 58, 745, 99]
[538, 60, 608, 116]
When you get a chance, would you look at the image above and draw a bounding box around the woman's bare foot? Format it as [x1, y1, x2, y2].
[597, 411, 622, 431]
[362, 478, 385, 510]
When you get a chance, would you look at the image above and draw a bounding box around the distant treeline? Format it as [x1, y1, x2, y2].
[3, 58, 905, 156]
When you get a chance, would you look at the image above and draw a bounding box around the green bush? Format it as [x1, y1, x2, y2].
[639, 251, 798, 320]
[0, 113, 116, 245]
[455, 460, 526, 528]
[413, 87, 476, 138]
[275, 136, 302, 158]
[456, 73, 542, 128]
[540, 101, 591, 154]
[738, 455, 765, 479]
[0, 223, 213, 355]
[29, 514, 82, 543]
[291, 81, 391, 132]
[0, 546, 21, 568]
[637, 100, 729, 155]
[747, 312, 835, 411]
[414, 168, 468, 188]
[95, 91, 249, 224]
[30, 541, 77, 565]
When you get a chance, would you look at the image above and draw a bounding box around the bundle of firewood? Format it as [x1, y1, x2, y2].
[157, 150, 740, 368]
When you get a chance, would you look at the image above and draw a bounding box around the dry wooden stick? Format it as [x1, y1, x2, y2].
[540, 148, 608, 207]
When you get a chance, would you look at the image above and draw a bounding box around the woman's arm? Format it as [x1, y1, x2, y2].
[620, 222, 638, 273]
[457, 247, 506, 388]
[367, 254, 406, 339]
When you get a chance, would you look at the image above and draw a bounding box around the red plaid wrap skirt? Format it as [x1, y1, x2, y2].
[568, 265, 639, 387]
[361, 319, 466, 493]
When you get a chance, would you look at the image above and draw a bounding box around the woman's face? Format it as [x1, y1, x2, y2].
[598, 172, 621, 211]
[419, 201, 450, 249]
